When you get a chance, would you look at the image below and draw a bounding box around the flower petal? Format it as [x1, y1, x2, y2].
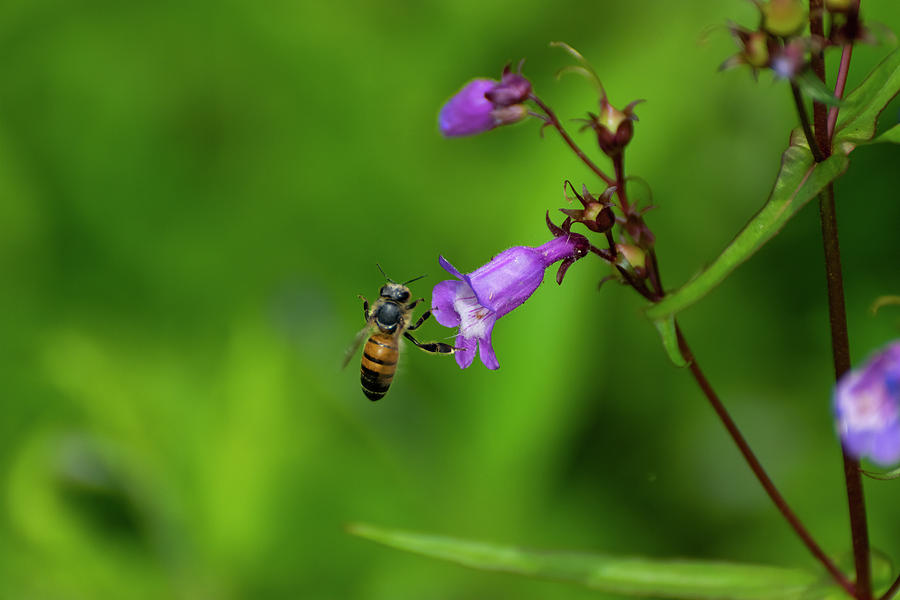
[455, 334, 476, 369]
[467, 246, 545, 315]
[431, 280, 463, 328]
[438, 255, 465, 281]
[871, 425, 900, 466]
[477, 335, 500, 370]
[438, 79, 497, 137]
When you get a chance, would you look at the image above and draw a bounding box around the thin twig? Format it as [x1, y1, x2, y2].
[674, 324, 855, 597]
[528, 93, 615, 186]
[827, 45, 855, 138]
[790, 82, 825, 162]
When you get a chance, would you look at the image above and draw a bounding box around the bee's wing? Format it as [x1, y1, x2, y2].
[342, 323, 375, 370]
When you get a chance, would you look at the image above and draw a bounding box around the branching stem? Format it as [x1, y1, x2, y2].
[675, 324, 855, 596]
[528, 93, 616, 186]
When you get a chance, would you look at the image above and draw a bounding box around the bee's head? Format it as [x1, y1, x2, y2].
[379, 283, 411, 303]
[375, 264, 424, 304]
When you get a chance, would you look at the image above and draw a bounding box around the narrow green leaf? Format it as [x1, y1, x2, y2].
[865, 123, 900, 146]
[833, 49, 900, 153]
[654, 317, 689, 367]
[646, 148, 849, 321]
[348, 523, 827, 600]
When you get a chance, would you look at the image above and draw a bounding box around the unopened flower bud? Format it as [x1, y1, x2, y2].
[615, 243, 647, 277]
[770, 39, 808, 80]
[438, 63, 533, 138]
[485, 65, 532, 106]
[584, 99, 642, 158]
[490, 104, 529, 127]
[559, 185, 616, 233]
[761, 0, 807, 37]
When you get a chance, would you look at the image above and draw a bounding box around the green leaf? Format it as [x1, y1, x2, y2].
[833, 49, 900, 153]
[654, 317, 689, 367]
[795, 71, 843, 107]
[865, 123, 900, 146]
[645, 147, 849, 321]
[348, 523, 828, 600]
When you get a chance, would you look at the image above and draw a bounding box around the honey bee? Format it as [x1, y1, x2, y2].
[343, 266, 458, 401]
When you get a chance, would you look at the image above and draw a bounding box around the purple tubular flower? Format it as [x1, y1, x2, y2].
[438, 79, 498, 137]
[834, 341, 900, 466]
[431, 233, 588, 370]
[438, 65, 533, 137]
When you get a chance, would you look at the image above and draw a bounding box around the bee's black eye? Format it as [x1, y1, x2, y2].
[379, 285, 390, 297]
[397, 290, 410, 302]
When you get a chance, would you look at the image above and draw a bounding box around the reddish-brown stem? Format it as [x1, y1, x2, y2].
[528, 93, 615, 186]
[675, 324, 855, 596]
[790, 82, 825, 162]
[611, 154, 631, 215]
[809, 0, 830, 157]
[828, 44, 854, 138]
[809, 1, 871, 594]
[819, 183, 872, 600]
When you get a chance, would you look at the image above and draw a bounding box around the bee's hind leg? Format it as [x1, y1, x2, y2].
[404, 331, 457, 355]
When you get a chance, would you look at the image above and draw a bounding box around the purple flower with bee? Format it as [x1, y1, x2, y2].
[431, 215, 590, 369]
[834, 341, 900, 466]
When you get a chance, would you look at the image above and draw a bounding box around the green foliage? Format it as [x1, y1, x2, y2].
[1, 1, 899, 598]
[833, 49, 900, 152]
[654, 317, 690, 367]
[648, 47, 900, 322]
[646, 148, 848, 321]
[349, 523, 830, 599]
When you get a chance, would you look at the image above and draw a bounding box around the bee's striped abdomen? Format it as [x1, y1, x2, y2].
[360, 333, 399, 401]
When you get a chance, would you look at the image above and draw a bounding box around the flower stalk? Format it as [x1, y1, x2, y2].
[675, 323, 856, 596]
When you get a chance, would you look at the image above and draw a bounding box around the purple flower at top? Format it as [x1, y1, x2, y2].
[431, 227, 588, 370]
[438, 65, 532, 137]
[834, 341, 900, 466]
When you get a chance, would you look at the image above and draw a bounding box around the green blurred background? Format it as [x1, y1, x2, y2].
[2, 0, 899, 598]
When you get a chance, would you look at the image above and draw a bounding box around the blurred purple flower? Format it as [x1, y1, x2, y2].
[834, 341, 900, 466]
[431, 231, 588, 370]
[438, 66, 532, 137]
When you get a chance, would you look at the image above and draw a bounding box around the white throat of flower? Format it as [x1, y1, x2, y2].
[454, 288, 492, 340]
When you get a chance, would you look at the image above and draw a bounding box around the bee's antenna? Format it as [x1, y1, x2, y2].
[376, 263, 395, 283]
[402, 274, 427, 286]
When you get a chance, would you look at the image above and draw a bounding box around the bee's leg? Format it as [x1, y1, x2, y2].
[404, 331, 456, 355]
[405, 297, 424, 310]
[406, 307, 432, 332]
[358, 295, 369, 320]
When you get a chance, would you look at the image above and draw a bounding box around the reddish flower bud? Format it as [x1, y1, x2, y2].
[583, 98, 642, 158]
[559, 184, 616, 233]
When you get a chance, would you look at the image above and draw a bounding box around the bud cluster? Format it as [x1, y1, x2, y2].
[721, 0, 869, 80]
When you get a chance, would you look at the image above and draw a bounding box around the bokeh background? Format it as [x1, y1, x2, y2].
[2, 0, 900, 598]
